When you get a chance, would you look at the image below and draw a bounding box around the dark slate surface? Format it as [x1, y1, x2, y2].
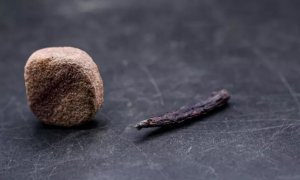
[1, 0, 300, 179]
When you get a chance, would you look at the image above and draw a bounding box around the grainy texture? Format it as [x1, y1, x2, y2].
[1, 0, 300, 180]
[135, 89, 230, 129]
[24, 47, 104, 127]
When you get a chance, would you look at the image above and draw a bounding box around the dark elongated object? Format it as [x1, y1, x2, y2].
[135, 89, 230, 130]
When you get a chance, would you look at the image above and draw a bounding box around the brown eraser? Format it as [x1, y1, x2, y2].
[24, 47, 104, 127]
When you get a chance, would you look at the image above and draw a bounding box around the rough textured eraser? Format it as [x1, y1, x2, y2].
[24, 47, 104, 127]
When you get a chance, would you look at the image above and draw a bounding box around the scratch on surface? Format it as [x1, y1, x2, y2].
[47, 158, 83, 169]
[187, 146, 192, 153]
[1, 159, 14, 171]
[77, 141, 84, 151]
[277, 72, 300, 116]
[48, 166, 57, 178]
[198, 139, 236, 155]
[16, 104, 27, 122]
[189, 160, 218, 178]
[207, 166, 218, 177]
[229, 109, 297, 118]
[31, 154, 41, 180]
[252, 47, 300, 118]
[192, 118, 298, 124]
[1, 96, 16, 111]
[0, 96, 16, 128]
[24, 157, 84, 174]
[260, 121, 292, 154]
[141, 65, 165, 106]
[174, 123, 300, 135]
[218, 123, 299, 134]
[110, 129, 168, 180]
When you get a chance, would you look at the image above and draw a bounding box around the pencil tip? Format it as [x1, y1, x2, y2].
[134, 124, 142, 130]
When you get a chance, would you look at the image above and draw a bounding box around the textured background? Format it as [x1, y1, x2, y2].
[1, 0, 300, 179]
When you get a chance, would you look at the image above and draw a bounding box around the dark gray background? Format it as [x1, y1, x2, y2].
[1, 0, 300, 179]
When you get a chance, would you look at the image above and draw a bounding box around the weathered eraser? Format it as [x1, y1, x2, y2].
[24, 47, 104, 127]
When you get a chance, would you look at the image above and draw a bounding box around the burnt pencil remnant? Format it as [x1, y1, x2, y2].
[135, 89, 230, 130]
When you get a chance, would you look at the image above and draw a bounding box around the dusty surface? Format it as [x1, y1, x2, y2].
[1, 0, 300, 180]
[24, 47, 104, 126]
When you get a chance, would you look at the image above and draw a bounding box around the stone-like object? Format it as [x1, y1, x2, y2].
[24, 47, 104, 127]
